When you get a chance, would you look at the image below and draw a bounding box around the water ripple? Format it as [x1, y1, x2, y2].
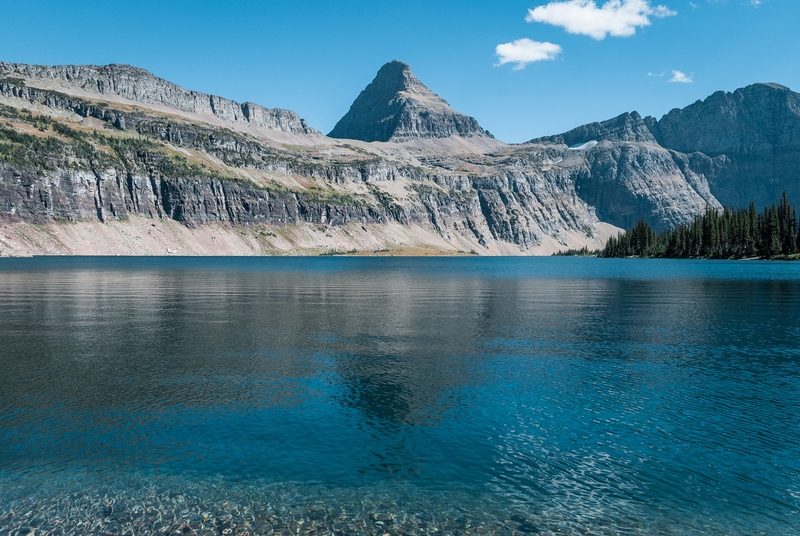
[0, 258, 799, 534]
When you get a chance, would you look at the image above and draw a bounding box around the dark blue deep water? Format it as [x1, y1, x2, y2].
[1, 257, 799, 535]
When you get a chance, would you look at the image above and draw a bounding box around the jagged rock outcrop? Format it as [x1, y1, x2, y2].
[528, 112, 719, 231]
[526, 84, 800, 231]
[0, 79, 609, 253]
[654, 83, 800, 208]
[0, 62, 318, 135]
[656, 83, 800, 155]
[0, 114, 600, 251]
[533, 111, 659, 146]
[329, 61, 491, 142]
[0, 79, 146, 131]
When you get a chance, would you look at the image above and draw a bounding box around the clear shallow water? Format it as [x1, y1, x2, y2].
[0, 257, 799, 535]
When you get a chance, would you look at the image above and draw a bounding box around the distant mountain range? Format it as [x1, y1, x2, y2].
[0, 59, 798, 256]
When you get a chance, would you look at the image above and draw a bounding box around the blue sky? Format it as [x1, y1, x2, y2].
[0, 0, 797, 142]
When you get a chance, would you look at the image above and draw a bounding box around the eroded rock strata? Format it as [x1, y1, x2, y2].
[1, 59, 798, 256]
[0, 62, 317, 136]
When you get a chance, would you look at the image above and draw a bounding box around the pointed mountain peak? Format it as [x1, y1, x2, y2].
[329, 61, 490, 143]
[369, 60, 433, 97]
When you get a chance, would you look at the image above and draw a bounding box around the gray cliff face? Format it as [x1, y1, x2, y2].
[0, 130, 596, 251]
[572, 142, 718, 231]
[0, 62, 317, 135]
[654, 83, 800, 208]
[328, 61, 489, 142]
[0, 77, 599, 251]
[528, 113, 719, 231]
[656, 83, 800, 155]
[0, 80, 148, 132]
[0, 162, 596, 253]
[2, 58, 799, 254]
[526, 83, 800, 231]
[0, 167, 391, 228]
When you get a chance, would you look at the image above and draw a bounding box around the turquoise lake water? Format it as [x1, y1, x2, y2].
[0, 257, 798, 535]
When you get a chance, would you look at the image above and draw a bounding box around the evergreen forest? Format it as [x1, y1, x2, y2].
[600, 193, 800, 260]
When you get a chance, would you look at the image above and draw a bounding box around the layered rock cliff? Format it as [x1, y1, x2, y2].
[528, 112, 720, 231]
[0, 102, 606, 254]
[0, 62, 318, 136]
[0, 61, 617, 255]
[1, 59, 798, 256]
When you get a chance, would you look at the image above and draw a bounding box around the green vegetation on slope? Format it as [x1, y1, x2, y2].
[0, 109, 232, 181]
[0, 107, 379, 210]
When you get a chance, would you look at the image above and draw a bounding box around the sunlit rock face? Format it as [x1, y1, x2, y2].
[1, 58, 799, 254]
[528, 112, 718, 232]
[0, 61, 318, 135]
[328, 61, 491, 142]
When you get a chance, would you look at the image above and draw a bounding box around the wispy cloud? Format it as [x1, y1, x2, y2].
[526, 0, 677, 40]
[707, 0, 763, 7]
[669, 70, 693, 83]
[495, 39, 563, 69]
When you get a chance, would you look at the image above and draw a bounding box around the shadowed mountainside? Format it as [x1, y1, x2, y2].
[528, 83, 800, 230]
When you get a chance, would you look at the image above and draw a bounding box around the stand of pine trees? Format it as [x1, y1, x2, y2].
[601, 193, 800, 259]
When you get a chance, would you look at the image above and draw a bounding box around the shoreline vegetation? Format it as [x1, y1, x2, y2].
[556, 193, 800, 261]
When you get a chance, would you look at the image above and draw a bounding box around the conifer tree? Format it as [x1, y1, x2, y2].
[749, 202, 760, 255]
[766, 204, 781, 257]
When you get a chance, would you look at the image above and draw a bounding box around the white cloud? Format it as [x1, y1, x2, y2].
[526, 0, 677, 40]
[495, 38, 563, 69]
[669, 70, 693, 83]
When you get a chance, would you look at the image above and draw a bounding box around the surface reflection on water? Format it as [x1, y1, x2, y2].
[0, 257, 799, 535]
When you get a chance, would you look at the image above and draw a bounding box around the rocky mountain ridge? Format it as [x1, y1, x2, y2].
[529, 82, 800, 226]
[0, 62, 319, 138]
[0, 59, 798, 256]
